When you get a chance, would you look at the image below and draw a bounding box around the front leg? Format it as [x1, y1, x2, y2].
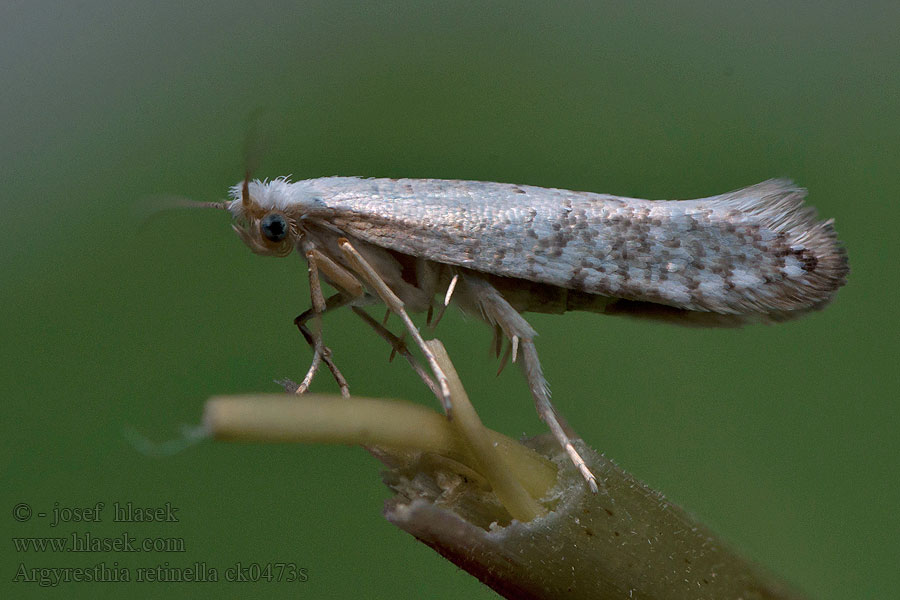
[291, 292, 353, 397]
[292, 242, 366, 398]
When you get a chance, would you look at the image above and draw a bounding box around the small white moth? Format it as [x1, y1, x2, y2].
[207, 176, 848, 492]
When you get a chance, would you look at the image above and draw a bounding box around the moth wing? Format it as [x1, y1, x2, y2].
[318, 178, 846, 316]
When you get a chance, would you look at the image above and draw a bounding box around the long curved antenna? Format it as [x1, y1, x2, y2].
[242, 170, 252, 213]
[240, 107, 278, 215]
[133, 195, 230, 232]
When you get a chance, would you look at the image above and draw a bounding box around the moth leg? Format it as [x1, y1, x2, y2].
[292, 244, 367, 398]
[292, 248, 340, 396]
[350, 306, 441, 401]
[490, 323, 503, 358]
[292, 292, 353, 397]
[336, 238, 453, 413]
[293, 293, 354, 331]
[429, 272, 458, 330]
[460, 274, 600, 493]
[496, 338, 512, 376]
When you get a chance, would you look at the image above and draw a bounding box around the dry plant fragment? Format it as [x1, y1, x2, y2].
[203, 394, 557, 503]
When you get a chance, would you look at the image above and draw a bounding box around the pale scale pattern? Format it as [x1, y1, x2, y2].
[231, 177, 848, 318]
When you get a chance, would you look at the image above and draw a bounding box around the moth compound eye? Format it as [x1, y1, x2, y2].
[260, 213, 288, 242]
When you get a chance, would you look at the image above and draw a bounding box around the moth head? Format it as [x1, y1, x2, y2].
[225, 175, 296, 257]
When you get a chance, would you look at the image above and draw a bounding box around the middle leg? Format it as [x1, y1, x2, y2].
[336, 238, 453, 413]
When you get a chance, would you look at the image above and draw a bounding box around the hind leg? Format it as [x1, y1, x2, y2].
[460, 274, 600, 493]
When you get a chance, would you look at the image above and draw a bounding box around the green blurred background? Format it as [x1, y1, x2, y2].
[3, 1, 898, 598]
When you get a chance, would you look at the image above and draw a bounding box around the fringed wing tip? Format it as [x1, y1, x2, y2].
[719, 179, 849, 311]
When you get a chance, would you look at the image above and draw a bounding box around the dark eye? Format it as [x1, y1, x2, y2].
[260, 213, 288, 242]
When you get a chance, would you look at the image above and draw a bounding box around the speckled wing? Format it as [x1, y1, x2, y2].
[310, 177, 848, 316]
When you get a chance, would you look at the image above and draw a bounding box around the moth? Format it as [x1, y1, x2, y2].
[205, 176, 848, 492]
